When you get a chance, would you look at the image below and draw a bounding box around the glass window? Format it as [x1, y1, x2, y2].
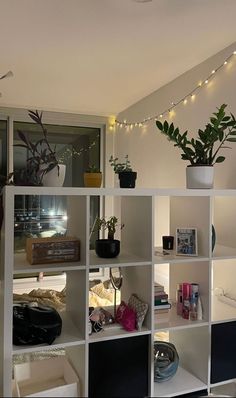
[13, 121, 101, 253]
[13, 121, 100, 186]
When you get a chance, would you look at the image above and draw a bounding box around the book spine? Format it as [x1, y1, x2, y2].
[154, 303, 171, 310]
[154, 299, 168, 305]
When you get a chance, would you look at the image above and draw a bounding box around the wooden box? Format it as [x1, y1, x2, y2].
[26, 236, 80, 265]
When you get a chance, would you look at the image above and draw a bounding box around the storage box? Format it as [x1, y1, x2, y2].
[26, 237, 80, 265]
[13, 357, 80, 397]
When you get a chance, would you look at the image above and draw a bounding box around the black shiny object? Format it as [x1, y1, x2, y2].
[154, 341, 179, 382]
[95, 239, 120, 258]
[118, 171, 137, 188]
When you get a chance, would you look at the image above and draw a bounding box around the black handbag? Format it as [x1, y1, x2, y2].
[13, 303, 62, 345]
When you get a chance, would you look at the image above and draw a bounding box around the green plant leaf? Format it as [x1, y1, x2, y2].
[215, 156, 225, 163]
[163, 121, 169, 133]
[156, 121, 163, 131]
[222, 116, 231, 121]
[219, 130, 224, 141]
[168, 123, 174, 136]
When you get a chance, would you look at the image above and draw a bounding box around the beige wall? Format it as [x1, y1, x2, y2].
[115, 41, 236, 189]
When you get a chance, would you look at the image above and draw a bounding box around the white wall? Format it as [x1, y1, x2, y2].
[115, 41, 236, 189]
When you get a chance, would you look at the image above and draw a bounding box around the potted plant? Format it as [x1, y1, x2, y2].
[93, 216, 124, 258]
[109, 155, 137, 188]
[156, 104, 236, 188]
[84, 165, 102, 187]
[15, 110, 66, 187]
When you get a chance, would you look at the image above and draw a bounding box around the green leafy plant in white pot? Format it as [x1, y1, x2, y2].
[156, 104, 236, 188]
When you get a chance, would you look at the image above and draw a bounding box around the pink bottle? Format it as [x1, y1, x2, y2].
[182, 282, 191, 319]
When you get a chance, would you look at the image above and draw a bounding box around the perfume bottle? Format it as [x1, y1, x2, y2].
[189, 283, 199, 321]
[176, 283, 183, 316]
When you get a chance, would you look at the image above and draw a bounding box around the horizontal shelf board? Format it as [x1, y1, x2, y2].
[153, 366, 207, 397]
[154, 247, 209, 264]
[211, 294, 236, 323]
[154, 307, 208, 331]
[13, 252, 86, 274]
[12, 311, 85, 354]
[212, 244, 236, 260]
[6, 185, 236, 197]
[89, 324, 151, 343]
[210, 378, 236, 388]
[89, 250, 151, 268]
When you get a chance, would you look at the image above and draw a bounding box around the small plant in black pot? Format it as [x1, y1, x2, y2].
[93, 216, 124, 258]
[109, 155, 137, 188]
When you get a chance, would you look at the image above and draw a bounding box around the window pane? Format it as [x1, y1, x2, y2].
[13, 121, 100, 253]
[13, 121, 100, 186]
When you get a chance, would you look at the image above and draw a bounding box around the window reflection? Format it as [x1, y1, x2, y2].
[13, 121, 101, 252]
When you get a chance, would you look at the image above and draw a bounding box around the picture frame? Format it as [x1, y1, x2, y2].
[176, 228, 198, 256]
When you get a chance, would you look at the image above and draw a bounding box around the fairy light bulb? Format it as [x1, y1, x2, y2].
[233, 51, 236, 55]
[184, 98, 187, 104]
[160, 114, 163, 118]
[224, 61, 228, 65]
[205, 79, 209, 84]
[212, 70, 215, 74]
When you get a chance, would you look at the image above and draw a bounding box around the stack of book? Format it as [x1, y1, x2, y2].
[154, 282, 171, 324]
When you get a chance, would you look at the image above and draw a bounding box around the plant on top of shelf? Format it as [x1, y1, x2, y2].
[14, 110, 65, 187]
[95, 216, 124, 240]
[109, 155, 133, 173]
[84, 164, 102, 187]
[92, 216, 124, 258]
[155, 104, 236, 188]
[109, 155, 137, 188]
[85, 164, 101, 173]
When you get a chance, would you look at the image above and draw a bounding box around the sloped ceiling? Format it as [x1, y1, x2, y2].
[1, 0, 236, 117]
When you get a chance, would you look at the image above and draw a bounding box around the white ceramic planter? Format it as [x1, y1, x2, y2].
[186, 165, 214, 189]
[42, 164, 66, 187]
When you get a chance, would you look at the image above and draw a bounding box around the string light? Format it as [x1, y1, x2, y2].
[114, 50, 236, 128]
[58, 134, 100, 163]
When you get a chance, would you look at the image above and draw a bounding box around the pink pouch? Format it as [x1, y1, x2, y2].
[116, 301, 136, 331]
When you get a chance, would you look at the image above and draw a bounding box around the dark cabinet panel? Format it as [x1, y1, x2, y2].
[89, 335, 149, 397]
[211, 321, 236, 383]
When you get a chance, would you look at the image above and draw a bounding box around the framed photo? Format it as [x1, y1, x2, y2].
[176, 228, 198, 256]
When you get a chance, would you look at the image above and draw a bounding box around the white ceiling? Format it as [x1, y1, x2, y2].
[1, 0, 236, 117]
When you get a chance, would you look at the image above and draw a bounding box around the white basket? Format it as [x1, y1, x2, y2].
[13, 356, 80, 397]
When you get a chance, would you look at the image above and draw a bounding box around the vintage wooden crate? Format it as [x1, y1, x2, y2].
[26, 236, 80, 265]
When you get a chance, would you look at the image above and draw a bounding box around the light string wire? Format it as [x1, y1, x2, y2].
[114, 51, 236, 128]
[58, 133, 100, 163]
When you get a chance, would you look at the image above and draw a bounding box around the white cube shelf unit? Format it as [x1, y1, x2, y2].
[1, 186, 236, 397]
